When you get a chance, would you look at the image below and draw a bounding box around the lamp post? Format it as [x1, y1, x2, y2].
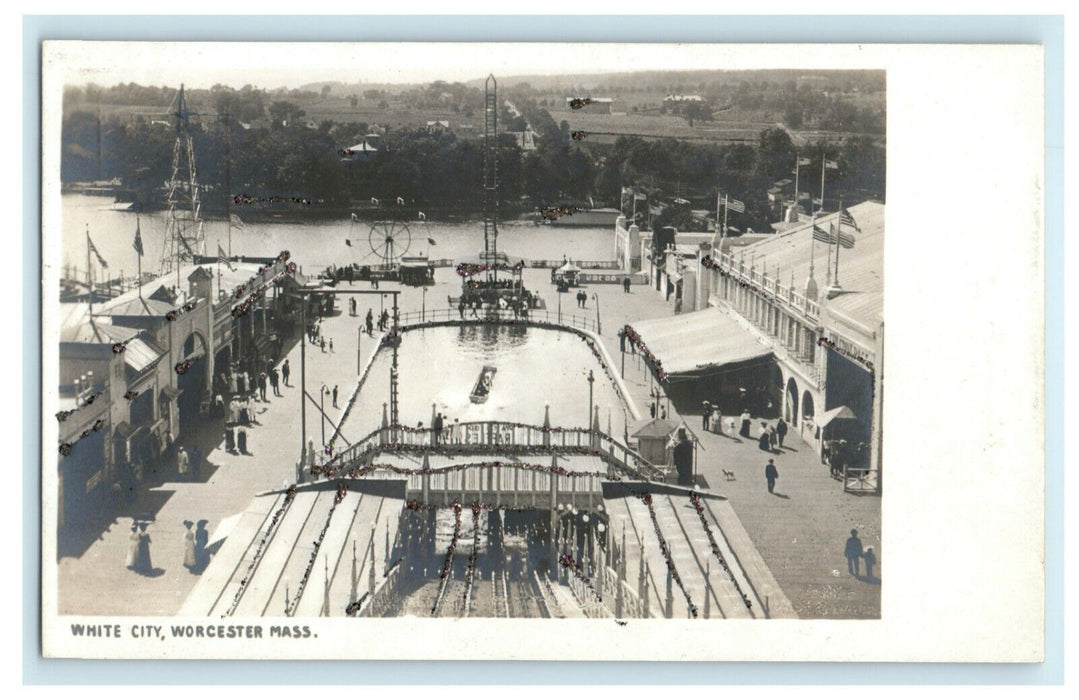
[557, 287, 562, 324]
[592, 292, 601, 334]
[586, 370, 595, 430]
[421, 284, 427, 322]
[320, 384, 327, 445]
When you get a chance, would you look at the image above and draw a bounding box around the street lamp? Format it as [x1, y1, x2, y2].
[586, 370, 595, 430]
[421, 284, 427, 322]
[592, 292, 601, 334]
[320, 384, 328, 445]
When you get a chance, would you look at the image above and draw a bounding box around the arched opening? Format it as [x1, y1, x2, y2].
[802, 391, 816, 426]
[785, 377, 799, 426]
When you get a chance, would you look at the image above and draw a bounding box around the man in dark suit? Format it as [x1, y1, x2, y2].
[764, 458, 779, 494]
[845, 529, 864, 576]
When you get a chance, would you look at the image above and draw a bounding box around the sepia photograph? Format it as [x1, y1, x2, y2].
[38, 41, 1043, 663]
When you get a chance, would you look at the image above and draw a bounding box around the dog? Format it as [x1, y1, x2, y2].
[722, 469, 736, 481]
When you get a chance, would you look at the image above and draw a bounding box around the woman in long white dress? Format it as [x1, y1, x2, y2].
[125, 521, 139, 569]
[182, 521, 196, 570]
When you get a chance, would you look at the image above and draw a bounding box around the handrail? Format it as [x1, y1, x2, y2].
[315, 421, 665, 482]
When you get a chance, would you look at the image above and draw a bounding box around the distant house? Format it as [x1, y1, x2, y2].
[426, 120, 450, 133]
[664, 94, 704, 103]
[506, 126, 538, 151]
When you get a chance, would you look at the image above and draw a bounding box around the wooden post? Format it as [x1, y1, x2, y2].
[368, 526, 377, 595]
[703, 561, 712, 620]
[665, 567, 674, 618]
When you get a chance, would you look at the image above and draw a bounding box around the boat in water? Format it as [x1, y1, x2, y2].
[470, 365, 497, 404]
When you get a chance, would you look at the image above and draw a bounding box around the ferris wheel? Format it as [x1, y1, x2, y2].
[368, 219, 412, 265]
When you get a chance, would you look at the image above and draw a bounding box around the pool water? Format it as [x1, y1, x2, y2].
[340, 325, 631, 442]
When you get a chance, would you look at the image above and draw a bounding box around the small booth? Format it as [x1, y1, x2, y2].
[552, 261, 581, 290]
[629, 417, 678, 466]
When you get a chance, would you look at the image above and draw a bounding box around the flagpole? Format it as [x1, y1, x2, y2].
[809, 210, 816, 281]
[86, 226, 93, 322]
[136, 215, 143, 302]
[820, 153, 827, 213]
[834, 198, 843, 286]
[722, 194, 729, 238]
[794, 157, 800, 213]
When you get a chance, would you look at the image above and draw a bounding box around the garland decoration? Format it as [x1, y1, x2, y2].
[558, 552, 603, 604]
[462, 503, 482, 613]
[455, 261, 526, 278]
[623, 325, 667, 382]
[286, 484, 348, 615]
[688, 492, 753, 612]
[638, 493, 698, 618]
[226, 484, 298, 617]
[430, 501, 463, 615]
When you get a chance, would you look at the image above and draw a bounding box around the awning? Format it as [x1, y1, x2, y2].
[628, 307, 773, 376]
[123, 337, 166, 374]
[817, 405, 857, 428]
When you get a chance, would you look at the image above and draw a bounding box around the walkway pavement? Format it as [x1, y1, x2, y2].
[58, 263, 880, 619]
[582, 276, 882, 619]
[57, 306, 381, 615]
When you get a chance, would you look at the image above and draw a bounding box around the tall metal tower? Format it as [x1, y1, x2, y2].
[483, 74, 499, 282]
[160, 84, 206, 275]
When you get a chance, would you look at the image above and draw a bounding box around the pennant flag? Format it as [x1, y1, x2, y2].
[351, 212, 359, 222]
[840, 208, 861, 232]
[825, 159, 839, 170]
[230, 213, 245, 229]
[797, 157, 812, 166]
[345, 239, 352, 247]
[726, 198, 746, 213]
[396, 196, 405, 205]
[88, 235, 109, 268]
[217, 244, 236, 271]
[418, 211, 426, 221]
[132, 222, 144, 256]
[428, 238, 437, 246]
[370, 197, 380, 206]
[634, 193, 647, 201]
[621, 186, 632, 198]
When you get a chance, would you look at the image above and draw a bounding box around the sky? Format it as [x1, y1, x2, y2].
[45, 42, 874, 90]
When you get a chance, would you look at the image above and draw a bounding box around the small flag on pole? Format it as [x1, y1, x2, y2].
[217, 244, 235, 270]
[230, 213, 245, 229]
[838, 231, 856, 249]
[132, 223, 144, 256]
[370, 197, 380, 206]
[726, 198, 746, 214]
[840, 208, 861, 232]
[351, 212, 359, 222]
[418, 212, 426, 221]
[345, 239, 352, 247]
[797, 157, 812, 166]
[88, 235, 109, 268]
[396, 196, 405, 205]
[634, 193, 647, 201]
[825, 159, 839, 170]
[428, 238, 437, 246]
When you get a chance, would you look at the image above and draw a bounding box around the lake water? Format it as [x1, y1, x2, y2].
[60, 194, 616, 278]
[340, 325, 630, 442]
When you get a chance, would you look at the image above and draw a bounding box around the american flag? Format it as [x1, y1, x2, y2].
[797, 157, 811, 166]
[840, 208, 861, 232]
[132, 222, 143, 256]
[812, 224, 835, 244]
[825, 159, 839, 170]
[217, 244, 235, 270]
[726, 197, 746, 213]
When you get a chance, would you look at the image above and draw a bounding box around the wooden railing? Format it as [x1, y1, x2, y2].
[316, 421, 666, 483]
[397, 307, 600, 334]
[354, 560, 404, 617]
[716, 252, 820, 322]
